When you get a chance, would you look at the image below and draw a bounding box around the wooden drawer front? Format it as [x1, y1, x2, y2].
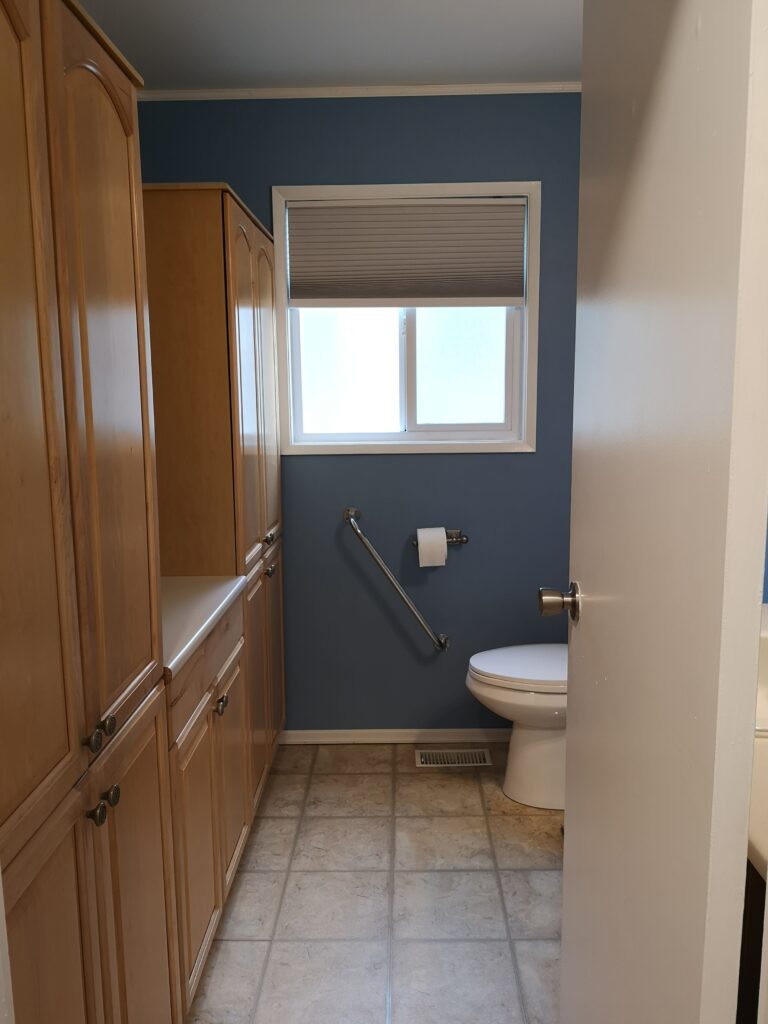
[168, 599, 243, 745]
[214, 641, 250, 895]
[4, 788, 102, 1024]
[170, 688, 222, 1012]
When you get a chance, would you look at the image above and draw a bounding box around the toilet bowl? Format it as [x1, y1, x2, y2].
[466, 643, 567, 810]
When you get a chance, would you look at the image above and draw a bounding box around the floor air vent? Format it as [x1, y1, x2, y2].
[415, 748, 493, 768]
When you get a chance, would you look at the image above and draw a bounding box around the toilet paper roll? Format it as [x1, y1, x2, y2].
[416, 527, 448, 567]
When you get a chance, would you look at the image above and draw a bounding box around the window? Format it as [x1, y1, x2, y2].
[273, 183, 540, 454]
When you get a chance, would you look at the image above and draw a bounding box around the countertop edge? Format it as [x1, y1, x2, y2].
[163, 576, 247, 679]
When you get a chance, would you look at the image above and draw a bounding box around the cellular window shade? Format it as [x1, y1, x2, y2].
[286, 199, 526, 305]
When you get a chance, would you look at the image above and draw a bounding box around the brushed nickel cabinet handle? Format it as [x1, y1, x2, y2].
[86, 801, 108, 827]
[84, 727, 103, 754]
[103, 784, 121, 808]
[265, 564, 276, 578]
[100, 714, 117, 737]
[263, 531, 275, 545]
[215, 694, 229, 717]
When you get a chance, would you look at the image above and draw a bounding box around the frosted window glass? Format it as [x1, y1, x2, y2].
[415, 307, 507, 424]
[297, 308, 401, 434]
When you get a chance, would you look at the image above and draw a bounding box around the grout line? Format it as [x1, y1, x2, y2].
[478, 764, 531, 1024]
[386, 744, 396, 1024]
[248, 744, 319, 1024]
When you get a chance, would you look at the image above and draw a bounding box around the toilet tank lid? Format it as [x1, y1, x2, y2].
[469, 644, 568, 689]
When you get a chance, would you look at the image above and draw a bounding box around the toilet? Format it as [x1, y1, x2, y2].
[466, 643, 568, 810]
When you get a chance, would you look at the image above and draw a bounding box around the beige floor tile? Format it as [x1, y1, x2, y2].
[515, 940, 561, 1024]
[314, 743, 394, 773]
[393, 870, 506, 939]
[395, 743, 483, 773]
[218, 872, 284, 939]
[240, 819, 298, 871]
[276, 871, 389, 939]
[258, 774, 309, 817]
[187, 940, 269, 1024]
[254, 941, 388, 1024]
[395, 773, 482, 816]
[480, 773, 553, 814]
[394, 816, 492, 870]
[391, 940, 524, 1024]
[271, 744, 316, 773]
[292, 817, 391, 870]
[500, 870, 563, 938]
[305, 773, 393, 816]
[490, 816, 564, 869]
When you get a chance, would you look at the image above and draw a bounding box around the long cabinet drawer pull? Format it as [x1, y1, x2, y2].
[103, 784, 121, 808]
[100, 714, 117, 737]
[86, 801, 108, 827]
[215, 693, 230, 717]
[84, 727, 104, 754]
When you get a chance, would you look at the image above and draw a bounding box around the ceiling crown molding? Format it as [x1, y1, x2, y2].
[138, 80, 582, 102]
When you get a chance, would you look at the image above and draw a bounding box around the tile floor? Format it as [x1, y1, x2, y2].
[188, 743, 562, 1024]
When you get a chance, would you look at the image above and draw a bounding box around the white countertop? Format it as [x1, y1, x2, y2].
[161, 575, 246, 678]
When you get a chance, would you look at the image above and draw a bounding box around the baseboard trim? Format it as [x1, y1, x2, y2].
[279, 728, 511, 745]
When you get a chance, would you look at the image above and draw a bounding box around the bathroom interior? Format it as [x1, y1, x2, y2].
[1, 1, 767, 1023]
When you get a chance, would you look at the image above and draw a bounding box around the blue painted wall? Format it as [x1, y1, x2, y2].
[139, 93, 581, 729]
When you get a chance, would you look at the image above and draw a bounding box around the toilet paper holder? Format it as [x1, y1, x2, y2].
[410, 529, 469, 549]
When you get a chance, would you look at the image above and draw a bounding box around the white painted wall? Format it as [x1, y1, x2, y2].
[561, 0, 768, 1020]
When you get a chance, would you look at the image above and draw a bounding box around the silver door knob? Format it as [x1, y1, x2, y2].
[538, 581, 581, 623]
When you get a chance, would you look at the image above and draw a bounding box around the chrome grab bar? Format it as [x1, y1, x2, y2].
[343, 507, 449, 653]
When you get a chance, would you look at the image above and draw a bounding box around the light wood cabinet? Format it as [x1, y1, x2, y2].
[4, 788, 102, 1024]
[264, 545, 286, 747]
[44, 0, 162, 750]
[214, 640, 250, 896]
[88, 685, 182, 1024]
[245, 569, 270, 811]
[0, 0, 88, 866]
[170, 691, 221, 1012]
[143, 184, 281, 578]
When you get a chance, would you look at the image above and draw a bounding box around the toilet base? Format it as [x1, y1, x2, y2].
[503, 725, 566, 810]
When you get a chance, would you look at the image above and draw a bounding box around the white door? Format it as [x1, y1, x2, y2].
[561, 0, 768, 1021]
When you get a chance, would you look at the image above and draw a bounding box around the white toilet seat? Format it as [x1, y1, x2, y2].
[468, 643, 567, 693]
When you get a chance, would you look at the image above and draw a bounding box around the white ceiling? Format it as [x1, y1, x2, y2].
[81, 0, 582, 93]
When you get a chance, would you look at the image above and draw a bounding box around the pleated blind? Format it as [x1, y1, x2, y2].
[286, 198, 527, 305]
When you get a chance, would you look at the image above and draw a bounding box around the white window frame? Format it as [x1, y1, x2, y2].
[272, 182, 540, 455]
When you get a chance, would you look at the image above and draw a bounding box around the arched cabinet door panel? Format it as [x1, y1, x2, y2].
[225, 195, 266, 574]
[256, 245, 281, 540]
[42, 0, 162, 751]
[0, 0, 88, 866]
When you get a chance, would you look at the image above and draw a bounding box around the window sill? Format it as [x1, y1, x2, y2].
[281, 439, 536, 456]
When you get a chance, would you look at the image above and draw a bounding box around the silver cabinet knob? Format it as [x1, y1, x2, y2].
[538, 581, 581, 623]
[215, 693, 229, 717]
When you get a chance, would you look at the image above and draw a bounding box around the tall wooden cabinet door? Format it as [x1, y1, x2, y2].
[89, 686, 182, 1024]
[256, 243, 281, 540]
[42, 0, 162, 749]
[225, 195, 265, 574]
[245, 569, 269, 809]
[170, 690, 222, 1012]
[0, 0, 88, 866]
[265, 548, 286, 745]
[214, 640, 251, 895]
[4, 788, 103, 1024]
